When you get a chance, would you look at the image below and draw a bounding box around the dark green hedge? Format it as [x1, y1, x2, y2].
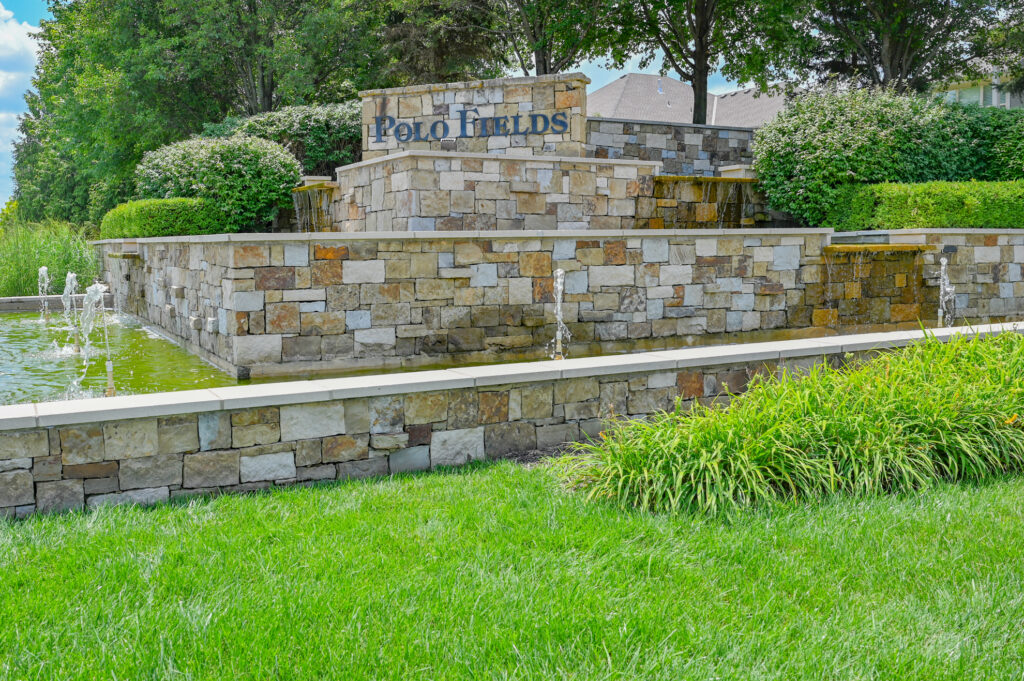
[99, 198, 226, 239]
[825, 180, 1024, 231]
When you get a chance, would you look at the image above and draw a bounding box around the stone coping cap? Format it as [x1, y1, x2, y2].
[360, 72, 590, 98]
[2, 322, 1020, 431]
[336, 149, 664, 172]
[586, 116, 756, 133]
[91, 227, 833, 246]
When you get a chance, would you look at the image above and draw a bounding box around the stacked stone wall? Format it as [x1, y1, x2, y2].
[585, 119, 755, 176]
[332, 152, 660, 232]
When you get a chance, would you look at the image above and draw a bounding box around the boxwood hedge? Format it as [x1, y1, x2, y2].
[99, 198, 225, 239]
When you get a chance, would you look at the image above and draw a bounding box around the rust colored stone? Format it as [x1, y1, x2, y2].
[314, 244, 350, 260]
[478, 392, 509, 424]
[603, 241, 627, 265]
[64, 461, 118, 479]
[254, 267, 296, 290]
[533, 277, 555, 303]
[676, 371, 704, 400]
[311, 260, 345, 286]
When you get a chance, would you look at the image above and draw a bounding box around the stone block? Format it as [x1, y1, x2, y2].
[0, 470, 34, 508]
[184, 451, 240, 488]
[343, 260, 386, 284]
[158, 415, 199, 455]
[589, 266, 634, 288]
[301, 311, 347, 335]
[254, 266, 296, 290]
[484, 422, 536, 458]
[312, 260, 345, 286]
[296, 464, 336, 482]
[240, 452, 296, 482]
[389, 446, 430, 473]
[371, 433, 409, 451]
[87, 486, 169, 509]
[36, 480, 84, 513]
[554, 377, 599, 404]
[404, 392, 448, 425]
[520, 252, 552, 277]
[266, 302, 301, 334]
[280, 402, 346, 441]
[233, 335, 283, 365]
[232, 423, 280, 448]
[294, 439, 323, 467]
[0, 429, 45, 464]
[430, 427, 485, 467]
[323, 434, 369, 463]
[58, 425, 105, 464]
[119, 454, 183, 490]
[536, 423, 579, 450]
[103, 419, 158, 460]
[284, 244, 309, 267]
[337, 458, 388, 480]
[198, 412, 231, 451]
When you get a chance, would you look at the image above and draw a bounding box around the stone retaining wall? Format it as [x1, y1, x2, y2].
[332, 151, 661, 232]
[98, 229, 831, 376]
[4, 324, 1016, 517]
[585, 118, 755, 176]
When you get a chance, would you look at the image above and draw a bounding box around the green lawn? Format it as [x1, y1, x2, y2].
[2, 462, 1023, 680]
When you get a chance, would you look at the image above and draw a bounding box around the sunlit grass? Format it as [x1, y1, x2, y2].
[1, 463, 1023, 679]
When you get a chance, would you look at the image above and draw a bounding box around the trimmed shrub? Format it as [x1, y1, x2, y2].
[0, 220, 98, 297]
[825, 180, 1024, 231]
[557, 332, 1024, 515]
[135, 136, 301, 232]
[99, 198, 225, 239]
[201, 103, 361, 175]
[753, 89, 1024, 226]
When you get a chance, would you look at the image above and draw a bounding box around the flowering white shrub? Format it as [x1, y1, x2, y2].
[203, 102, 361, 175]
[136, 136, 301, 232]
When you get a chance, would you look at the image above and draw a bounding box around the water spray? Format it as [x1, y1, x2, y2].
[37, 266, 51, 322]
[80, 282, 116, 396]
[61, 271, 80, 352]
[938, 257, 956, 329]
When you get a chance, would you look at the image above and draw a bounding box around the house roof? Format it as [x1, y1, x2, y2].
[587, 73, 788, 128]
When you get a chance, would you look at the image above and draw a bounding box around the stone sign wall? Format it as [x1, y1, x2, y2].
[360, 73, 588, 160]
[333, 151, 660, 232]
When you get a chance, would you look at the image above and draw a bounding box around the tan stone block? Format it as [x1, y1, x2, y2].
[265, 302, 300, 334]
[404, 393, 448, 425]
[398, 95, 422, 117]
[233, 245, 269, 267]
[521, 385, 553, 419]
[184, 451, 239, 488]
[555, 89, 582, 109]
[891, 303, 921, 323]
[311, 260, 345, 286]
[410, 253, 437, 278]
[416, 279, 454, 300]
[520, 252, 552, 277]
[321, 434, 369, 463]
[301, 311, 346, 335]
[516, 192, 547, 214]
[554, 377, 599, 404]
[420, 190, 451, 216]
[569, 171, 596, 196]
[451, 191, 475, 213]
[479, 392, 509, 424]
[231, 407, 279, 426]
[103, 419, 158, 460]
[158, 415, 199, 455]
[232, 423, 280, 448]
[59, 425, 104, 464]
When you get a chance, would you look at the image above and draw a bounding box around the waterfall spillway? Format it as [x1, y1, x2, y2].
[551, 268, 571, 360]
[938, 257, 956, 328]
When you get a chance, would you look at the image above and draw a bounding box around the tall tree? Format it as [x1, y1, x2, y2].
[489, 0, 613, 75]
[799, 0, 1007, 92]
[610, 0, 807, 124]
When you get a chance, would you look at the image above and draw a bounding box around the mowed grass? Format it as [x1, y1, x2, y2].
[2, 463, 1024, 680]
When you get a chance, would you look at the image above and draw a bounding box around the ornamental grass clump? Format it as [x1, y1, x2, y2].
[0, 220, 98, 297]
[557, 332, 1024, 515]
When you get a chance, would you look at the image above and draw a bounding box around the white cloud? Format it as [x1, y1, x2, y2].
[0, 1, 39, 204]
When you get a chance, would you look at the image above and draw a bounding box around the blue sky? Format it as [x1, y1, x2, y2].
[0, 0, 737, 207]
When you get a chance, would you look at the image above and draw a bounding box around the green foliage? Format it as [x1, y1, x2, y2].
[826, 180, 1024, 231]
[994, 114, 1024, 180]
[0, 221, 99, 297]
[98, 199, 226, 239]
[558, 333, 1024, 515]
[201, 103, 362, 175]
[135, 136, 301, 232]
[13, 0, 509, 225]
[491, 0, 614, 75]
[753, 89, 1024, 225]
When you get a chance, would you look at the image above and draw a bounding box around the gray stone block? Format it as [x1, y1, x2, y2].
[119, 455, 183, 490]
[389, 446, 430, 473]
[0, 470, 34, 508]
[184, 451, 240, 488]
[36, 480, 84, 513]
[240, 452, 295, 482]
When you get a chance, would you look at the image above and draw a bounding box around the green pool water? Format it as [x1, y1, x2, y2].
[0, 311, 239, 405]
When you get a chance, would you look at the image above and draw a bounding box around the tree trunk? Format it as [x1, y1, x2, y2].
[534, 47, 550, 75]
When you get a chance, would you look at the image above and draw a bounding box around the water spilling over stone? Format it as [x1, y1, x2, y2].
[938, 257, 956, 328]
[549, 268, 571, 360]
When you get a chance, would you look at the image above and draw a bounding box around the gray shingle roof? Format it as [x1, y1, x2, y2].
[588, 74, 787, 128]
